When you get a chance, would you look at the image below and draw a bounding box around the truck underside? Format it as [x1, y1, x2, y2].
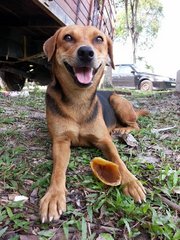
[0, 0, 115, 90]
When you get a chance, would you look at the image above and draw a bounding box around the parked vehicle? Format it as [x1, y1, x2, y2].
[112, 64, 176, 91]
[0, 0, 115, 90]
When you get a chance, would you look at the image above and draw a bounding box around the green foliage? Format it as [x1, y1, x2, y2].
[0, 201, 30, 234]
[137, 0, 163, 48]
[115, 0, 163, 62]
[0, 87, 179, 239]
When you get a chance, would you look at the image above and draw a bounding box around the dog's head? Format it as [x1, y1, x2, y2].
[43, 25, 114, 88]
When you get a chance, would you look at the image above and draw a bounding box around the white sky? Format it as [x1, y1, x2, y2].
[114, 0, 180, 78]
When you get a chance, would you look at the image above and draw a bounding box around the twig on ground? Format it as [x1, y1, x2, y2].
[146, 189, 180, 212]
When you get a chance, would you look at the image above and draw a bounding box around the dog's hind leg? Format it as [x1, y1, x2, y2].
[109, 93, 140, 134]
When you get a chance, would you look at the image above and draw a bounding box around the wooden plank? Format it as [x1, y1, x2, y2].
[76, 11, 88, 25]
[107, 0, 116, 23]
[73, 0, 91, 4]
[33, 0, 74, 25]
[80, 0, 90, 13]
[34, 0, 115, 37]
[55, 0, 77, 22]
[88, 0, 94, 25]
[64, 0, 77, 13]
[102, 0, 115, 38]
[108, 0, 115, 37]
[78, 1, 89, 25]
[76, 18, 84, 25]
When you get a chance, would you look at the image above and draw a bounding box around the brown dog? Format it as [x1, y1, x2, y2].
[40, 25, 147, 222]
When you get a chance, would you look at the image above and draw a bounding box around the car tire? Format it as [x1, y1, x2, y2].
[0, 71, 25, 91]
[139, 80, 153, 91]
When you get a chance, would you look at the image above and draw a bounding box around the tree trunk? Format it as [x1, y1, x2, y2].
[125, 0, 139, 64]
[132, 36, 136, 63]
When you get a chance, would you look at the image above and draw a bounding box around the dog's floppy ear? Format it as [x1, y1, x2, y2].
[107, 36, 115, 69]
[43, 29, 61, 61]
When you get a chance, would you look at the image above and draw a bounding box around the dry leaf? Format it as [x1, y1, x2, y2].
[14, 195, 28, 202]
[173, 187, 180, 194]
[122, 133, 138, 147]
[20, 235, 38, 240]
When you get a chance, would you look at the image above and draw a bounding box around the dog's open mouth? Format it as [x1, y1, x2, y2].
[64, 62, 100, 87]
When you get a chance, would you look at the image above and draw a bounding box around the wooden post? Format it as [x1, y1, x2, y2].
[176, 70, 180, 92]
[99, 66, 113, 89]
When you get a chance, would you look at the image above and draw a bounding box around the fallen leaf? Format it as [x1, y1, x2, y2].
[112, 131, 138, 147]
[20, 235, 38, 240]
[8, 192, 19, 201]
[30, 188, 38, 204]
[0, 226, 8, 238]
[38, 229, 55, 238]
[173, 186, 180, 194]
[14, 195, 28, 202]
[138, 155, 159, 164]
[51, 229, 66, 240]
[123, 133, 138, 147]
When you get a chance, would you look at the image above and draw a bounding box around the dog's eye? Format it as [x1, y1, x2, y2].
[95, 36, 104, 43]
[64, 34, 73, 42]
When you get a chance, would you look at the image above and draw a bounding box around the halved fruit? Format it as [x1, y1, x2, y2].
[90, 157, 121, 186]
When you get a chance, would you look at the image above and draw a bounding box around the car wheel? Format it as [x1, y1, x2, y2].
[0, 71, 25, 91]
[139, 80, 153, 91]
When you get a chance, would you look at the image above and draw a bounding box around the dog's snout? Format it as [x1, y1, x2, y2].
[77, 46, 94, 62]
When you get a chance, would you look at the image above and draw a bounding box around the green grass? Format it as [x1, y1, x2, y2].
[0, 87, 179, 239]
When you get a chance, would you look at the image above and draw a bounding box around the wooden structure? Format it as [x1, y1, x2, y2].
[0, 0, 116, 90]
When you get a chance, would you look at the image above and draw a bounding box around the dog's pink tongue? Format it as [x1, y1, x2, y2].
[75, 67, 93, 84]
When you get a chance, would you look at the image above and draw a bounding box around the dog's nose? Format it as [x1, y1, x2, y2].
[77, 46, 94, 62]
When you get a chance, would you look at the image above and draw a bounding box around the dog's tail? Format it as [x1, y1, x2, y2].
[135, 109, 150, 118]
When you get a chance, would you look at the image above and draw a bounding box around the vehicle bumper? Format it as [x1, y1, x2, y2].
[152, 81, 176, 90]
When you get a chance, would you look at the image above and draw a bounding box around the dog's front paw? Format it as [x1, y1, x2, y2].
[121, 171, 146, 203]
[40, 187, 66, 223]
